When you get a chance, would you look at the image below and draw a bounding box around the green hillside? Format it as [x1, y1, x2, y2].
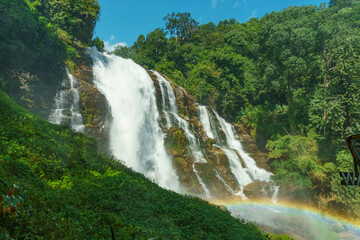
[0, 90, 290, 239]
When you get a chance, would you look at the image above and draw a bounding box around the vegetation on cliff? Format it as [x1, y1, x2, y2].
[0, 0, 100, 76]
[0, 0, 102, 118]
[113, 0, 360, 219]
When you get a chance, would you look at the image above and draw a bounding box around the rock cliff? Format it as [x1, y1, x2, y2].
[71, 50, 111, 151]
[149, 71, 273, 198]
[7, 50, 274, 199]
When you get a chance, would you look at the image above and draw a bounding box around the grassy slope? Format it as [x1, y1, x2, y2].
[0, 90, 289, 239]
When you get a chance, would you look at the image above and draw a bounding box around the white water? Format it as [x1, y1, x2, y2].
[215, 170, 235, 195]
[193, 163, 211, 197]
[198, 105, 273, 198]
[68, 71, 85, 133]
[49, 69, 85, 133]
[49, 79, 67, 125]
[199, 106, 214, 139]
[154, 71, 211, 198]
[214, 111, 273, 182]
[89, 48, 179, 191]
[271, 186, 279, 203]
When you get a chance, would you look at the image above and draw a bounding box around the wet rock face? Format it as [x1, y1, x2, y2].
[204, 145, 240, 194]
[151, 72, 273, 198]
[165, 127, 203, 194]
[2, 69, 62, 119]
[164, 127, 235, 197]
[243, 180, 275, 199]
[72, 51, 110, 151]
[234, 124, 270, 171]
[147, 70, 162, 112]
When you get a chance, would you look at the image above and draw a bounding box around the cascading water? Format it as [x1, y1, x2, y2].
[199, 106, 221, 144]
[271, 186, 279, 203]
[89, 48, 179, 191]
[154, 71, 211, 198]
[215, 170, 235, 195]
[49, 69, 85, 133]
[68, 72, 85, 133]
[214, 111, 272, 181]
[49, 80, 67, 125]
[198, 105, 273, 199]
[199, 105, 214, 139]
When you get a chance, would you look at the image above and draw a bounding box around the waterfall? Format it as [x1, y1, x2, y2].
[49, 69, 85, 133]
[214, 111, 272, 182]
[215, 170, 235, 195]
[271, 186, 279, 203]
[68, 71, 85, 133]
[89, 48, 179, 191]
[199, 105, 214, 139]
[48, 79, 67, 125]
[154, 71, 211, 198]
[198, 105, 273, 198]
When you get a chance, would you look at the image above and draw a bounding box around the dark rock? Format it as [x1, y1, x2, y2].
[4, 70, 61, 119]
[234, 123, 271, 171]
[73, 51, 111, 151]
[243, 180, 275, 199]
[165, 127, 203, 194]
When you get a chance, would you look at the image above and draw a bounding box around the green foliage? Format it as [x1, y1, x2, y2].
[166, 128, 187, 154]
[267, 133, 360, 218]
[267, 134, 320, 187]
[164, 12, 199, 43]
[31, 0, 100, 44]
[266, 233, 294, 240]
[326, 151, 360, 216]
[91, 36, 105, 52]
[329, 0, 352, 7]
[0, 90, 274, 239]
[0, 0, 67, 76]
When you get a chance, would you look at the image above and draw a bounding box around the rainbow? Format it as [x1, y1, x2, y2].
[210, 199, 360, 239]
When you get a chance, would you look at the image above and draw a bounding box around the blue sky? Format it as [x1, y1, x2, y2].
[95, 0, 327, 51]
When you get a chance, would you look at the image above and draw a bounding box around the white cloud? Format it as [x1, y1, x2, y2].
[234, 1, 239, 8]
[212, 0, 225, 9]
[212, 0, 217, 8]
[242, 0, 247, 7]
[249, 9, 258, 19]
[104, 41, 127, 52]
[103, 35, 127, 52]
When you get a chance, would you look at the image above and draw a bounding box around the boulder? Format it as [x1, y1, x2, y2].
[243, 180, 275, 199]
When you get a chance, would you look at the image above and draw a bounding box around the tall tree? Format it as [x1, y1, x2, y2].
[163, 12, 199, 43]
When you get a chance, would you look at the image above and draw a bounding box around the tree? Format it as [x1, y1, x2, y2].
[36, 0, 100, 44]
[163, 12, 199, 43]
[91, 37, 104, 52]
[329, 0, 352, 8]
[145, 29, 168, 56]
